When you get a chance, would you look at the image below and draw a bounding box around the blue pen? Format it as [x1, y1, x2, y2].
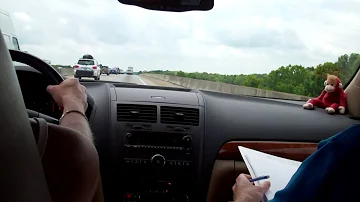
[249, 175, 270, 183]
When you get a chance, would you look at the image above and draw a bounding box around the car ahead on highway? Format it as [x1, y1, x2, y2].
[110, 67, 121, 75]
[73, 57, 101, 80]
[126, 67, 134, 75]
[100, 66, 110, 75]
[126, 69, 133, 75]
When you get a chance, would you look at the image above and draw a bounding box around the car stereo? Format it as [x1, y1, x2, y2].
[122, 130, 193, 172]
[120, 129, 194, 202]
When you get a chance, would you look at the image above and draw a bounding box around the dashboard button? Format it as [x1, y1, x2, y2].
[182, 135, 192, 148]
[151, 154, 166, 168]
[176, 161, 183, 166]
[125, 133, 133, 139]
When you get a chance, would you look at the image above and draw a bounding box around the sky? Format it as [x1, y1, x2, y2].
[1, 0, 360, 75]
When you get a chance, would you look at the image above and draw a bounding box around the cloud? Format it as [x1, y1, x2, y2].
[13, 12, 32, 22]
[1, 0, 360, 75]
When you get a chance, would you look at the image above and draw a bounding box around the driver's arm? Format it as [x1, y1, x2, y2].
[46, 78, 99, 202]
[47, 78, 93, 141]
[59, 107, 93, 141]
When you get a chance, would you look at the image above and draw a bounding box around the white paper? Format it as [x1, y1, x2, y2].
[238, 146, 302, 201]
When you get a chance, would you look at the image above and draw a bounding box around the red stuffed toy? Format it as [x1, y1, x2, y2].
[303, 74, 346, 114]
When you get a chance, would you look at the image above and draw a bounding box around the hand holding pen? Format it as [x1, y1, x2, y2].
[233, 174, 271, 202]
[249, 175, 270, 183]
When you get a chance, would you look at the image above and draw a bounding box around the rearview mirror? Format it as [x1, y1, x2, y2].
[118, 0, 214, 12]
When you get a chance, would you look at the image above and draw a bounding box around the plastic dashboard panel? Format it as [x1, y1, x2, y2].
[108, 86, 205, 202]
[82, 83, 359, 202]
[78, 82, 113, 201]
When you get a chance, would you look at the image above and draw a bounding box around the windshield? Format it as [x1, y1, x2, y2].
[2, 0, 360, 99]
[78, 60, 94, 65]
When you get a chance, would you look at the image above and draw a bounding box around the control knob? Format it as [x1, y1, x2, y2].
[125, 133, 133, 139]
[182, 135, 192, 148]
[125, 133, 134, 144]
[151, 154, 166, 168]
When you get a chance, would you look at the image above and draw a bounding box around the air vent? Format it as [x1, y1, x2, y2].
[160, 106, 199, 126]
[117, 104, 157, 123]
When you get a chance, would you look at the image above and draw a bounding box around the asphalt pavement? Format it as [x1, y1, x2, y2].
[67, 74, 152, 85]
[66, 74, 181, 87]
[97, 74, 152, 85]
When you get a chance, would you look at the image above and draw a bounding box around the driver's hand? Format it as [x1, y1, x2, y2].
[233, 174, 271, 202]
[46, 78, 87, 113]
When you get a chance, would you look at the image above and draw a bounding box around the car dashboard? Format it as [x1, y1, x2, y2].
[16, 66, 360, 202]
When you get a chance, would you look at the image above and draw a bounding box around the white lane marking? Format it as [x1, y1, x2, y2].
[136, 75, 147, 85]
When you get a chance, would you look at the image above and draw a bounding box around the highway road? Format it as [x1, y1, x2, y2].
[67, 74, 182, 87]
[97, 74, 150, 85]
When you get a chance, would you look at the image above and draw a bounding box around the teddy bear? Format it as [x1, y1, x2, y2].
[303, 74, 346, 114]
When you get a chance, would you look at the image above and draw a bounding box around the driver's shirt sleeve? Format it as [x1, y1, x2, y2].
[268, 123, 360, 202]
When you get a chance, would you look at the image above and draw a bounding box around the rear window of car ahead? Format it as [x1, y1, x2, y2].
[78, 59, 94, 65]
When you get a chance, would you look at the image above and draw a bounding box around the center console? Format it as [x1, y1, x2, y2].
[111, 100, 204, 202]
[122, 129, 194, 202]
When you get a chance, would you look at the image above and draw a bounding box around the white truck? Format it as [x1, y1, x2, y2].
[0, 9, 20, 50]
[126, 66, 133, 75]
[1, 9, 53, 68]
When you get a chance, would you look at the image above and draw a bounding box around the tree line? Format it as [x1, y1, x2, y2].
[144, 53, 360, 97]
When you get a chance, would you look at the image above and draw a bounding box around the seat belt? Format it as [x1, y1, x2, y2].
[34, 118, 49, 159]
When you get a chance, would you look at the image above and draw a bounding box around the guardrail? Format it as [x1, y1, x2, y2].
[142, 73, 311, 101]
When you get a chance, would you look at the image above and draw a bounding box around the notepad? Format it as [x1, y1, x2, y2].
[238, 146, 302, 201]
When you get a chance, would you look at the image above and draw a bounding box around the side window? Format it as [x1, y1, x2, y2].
[12, 37, 20, 50]
[2, 34, 11, 48]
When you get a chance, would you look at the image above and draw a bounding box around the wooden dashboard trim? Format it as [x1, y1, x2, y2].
[218, 141, 318, 162]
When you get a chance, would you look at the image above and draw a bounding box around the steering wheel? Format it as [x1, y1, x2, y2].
[9, 49, 94, 124]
